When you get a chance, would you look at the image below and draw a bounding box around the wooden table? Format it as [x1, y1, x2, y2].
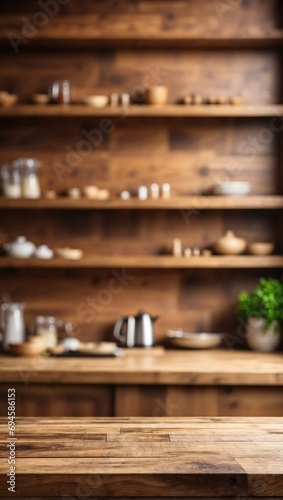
[0, 417, 283, 499]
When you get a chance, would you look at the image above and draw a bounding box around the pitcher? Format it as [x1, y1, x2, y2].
[1, 302, 25, 351]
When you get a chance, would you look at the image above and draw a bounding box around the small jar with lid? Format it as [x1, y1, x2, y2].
[14, 158, 41, 199]
[1, 162, 21, 198]
[49, 80, 71, 104]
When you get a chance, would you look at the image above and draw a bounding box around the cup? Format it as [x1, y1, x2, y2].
[146, 86, 168, 105]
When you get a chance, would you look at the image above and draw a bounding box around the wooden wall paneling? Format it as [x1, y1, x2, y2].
[0, 267, 282, 344]
[0, 0, 282, 348]
[0, 0, 280, 45]
[0, 117, 278, 196]
[0, 383, 113, 417]
[0, 51, 279, 104]
[115, 385, 168, 417]
[115, 385, 283, 417]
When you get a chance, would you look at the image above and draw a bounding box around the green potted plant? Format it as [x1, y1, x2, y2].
[237, 278, 283, 352]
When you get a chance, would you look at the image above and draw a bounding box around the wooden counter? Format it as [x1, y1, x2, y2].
[1, 350, 283, 418]
[1, 417, 283, 499]
[1, 349, 283, 385]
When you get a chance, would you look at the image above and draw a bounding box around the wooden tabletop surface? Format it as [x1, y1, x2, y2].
[0, 349, 283, 385]
[0, 417, 283, 499]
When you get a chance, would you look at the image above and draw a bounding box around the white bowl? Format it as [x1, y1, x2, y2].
[213, 182, 251, 196]
[167, 331, 223, 349]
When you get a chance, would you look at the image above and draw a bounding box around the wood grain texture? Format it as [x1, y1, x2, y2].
[1, 105, 283, 117]
[0, 416, 282, 498]
[0, 0, 282, 346]
[1, 195, 283, 210]
[0, 0, 282, 49]
[1, 350, 283, 385]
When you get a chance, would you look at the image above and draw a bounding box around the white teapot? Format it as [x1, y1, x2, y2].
[4, 236, 35, 258]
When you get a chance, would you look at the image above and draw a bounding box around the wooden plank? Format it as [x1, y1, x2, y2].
[0, 104, 282, 117]
[0, 255, 282, 269]
[0, 417, 282, 498]
[1, 196, 283, 210]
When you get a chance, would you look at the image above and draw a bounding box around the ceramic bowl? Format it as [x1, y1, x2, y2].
[33, 94, 49, 105]
[247, 242, 274, 256]
[81, 95, 109, 107]
[212, 182, 251, 196]
[0, 92, 18, 108]
[167, 331, 223, 349]
[9, 339, 43, 357]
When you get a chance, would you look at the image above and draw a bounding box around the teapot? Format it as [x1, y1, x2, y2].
[113, 310, 158, 347]
[4, 236, 35, 258]
[1, 302, 25, 351]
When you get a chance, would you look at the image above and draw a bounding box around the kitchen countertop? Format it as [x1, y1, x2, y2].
[0, 416, 282, 498]
[0, 349, 283, 385]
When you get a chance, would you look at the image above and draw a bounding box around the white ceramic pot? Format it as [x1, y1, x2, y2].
[246, 318, 281, 352]
[4, 236, 35, 258]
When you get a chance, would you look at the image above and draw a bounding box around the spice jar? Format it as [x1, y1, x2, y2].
[14, 158, 41, 199]
[49, 80, 71, 104]
[1, 162, 21, 198]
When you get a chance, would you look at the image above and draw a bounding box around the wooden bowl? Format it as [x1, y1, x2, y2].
[9, 340, 43, 357]
[33, 94, 49, 105]
[0, 92, 18, 108]
[81, 95, 109, 107]
[56, 247, 83, 260]
[248, 242, 274, 256]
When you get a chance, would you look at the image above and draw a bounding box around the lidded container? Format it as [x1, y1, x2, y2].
[29, 316, 59, 350]
[29, 316, 71, 350]
[13, 158, 41, 199]
[49, 80, 71, 104]
[1, 162, 21, 198]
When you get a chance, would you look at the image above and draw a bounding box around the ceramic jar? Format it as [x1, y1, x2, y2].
[213, 230, 247, 255]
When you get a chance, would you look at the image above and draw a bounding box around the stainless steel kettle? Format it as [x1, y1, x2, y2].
[113, 310, 158, 347]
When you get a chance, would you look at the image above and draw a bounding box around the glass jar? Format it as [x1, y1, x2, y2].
[13, 158, 41, 199]
[49, 80, 71, 104]
[1, 163, 21, 198]
[29, 316, 60, 350]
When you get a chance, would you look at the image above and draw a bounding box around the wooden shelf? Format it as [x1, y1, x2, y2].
[1, 256, 282, 269]
[1, 19, 283, 49]
[1, 196, 283, 210]
[1, 105, 282, 118]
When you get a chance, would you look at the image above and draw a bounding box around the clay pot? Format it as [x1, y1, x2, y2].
[246, 318, 281, 352]
[213, 231, 247, 255]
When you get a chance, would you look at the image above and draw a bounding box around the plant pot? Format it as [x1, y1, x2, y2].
[246, 318, 281, 352]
